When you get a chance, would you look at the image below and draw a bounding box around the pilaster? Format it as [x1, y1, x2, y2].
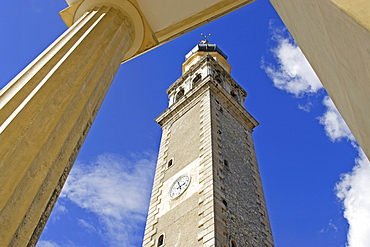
[143, 127, 170, 247]
[197, 90, 216, 246]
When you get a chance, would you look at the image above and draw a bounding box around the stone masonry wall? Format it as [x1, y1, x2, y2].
[210, 88, 273, 246]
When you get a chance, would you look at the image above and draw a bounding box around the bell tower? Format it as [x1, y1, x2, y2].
[143, 42, 274, 247]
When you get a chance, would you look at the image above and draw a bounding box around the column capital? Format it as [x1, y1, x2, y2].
[60, 0, 257, 63]
[60, 0, 146, 61]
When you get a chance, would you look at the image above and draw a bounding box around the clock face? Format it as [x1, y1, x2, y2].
[169, 175, 191, 199]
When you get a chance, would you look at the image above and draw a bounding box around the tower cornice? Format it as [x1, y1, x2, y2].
[156, 77, 258, 130]
[167, 54, 245, 97]
[158, 53, 256, 129]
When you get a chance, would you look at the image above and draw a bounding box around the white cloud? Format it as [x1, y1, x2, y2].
[264, 24, 370, 246]
[60, 153, 156, 246]
[318, 96, 370, 246]
[78, 218, 96, 233]
[318, 96, 355, 143]
[317, 96, 370, 247]
[37, 240, 60, 247]
[336, 150, 370, 247]
[49, 202, 68, 224]
[298, 102, 313, 113]
[262, 27, 323, 97]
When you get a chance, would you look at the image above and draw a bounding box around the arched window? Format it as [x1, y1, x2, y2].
[231, 90, 238, 101]
[222, 199, 228, 207]
[167, 159, 173, 168]
[192, 73, 202, 85]
[157, 234, 164, 246]
[176, 88, 184, 101]
[215, 74, 222, 84]
[223, 159, 228, 167]
[230, 239, 237, 247]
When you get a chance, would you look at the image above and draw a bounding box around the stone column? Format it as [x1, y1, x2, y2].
[0, 5, 134, 246]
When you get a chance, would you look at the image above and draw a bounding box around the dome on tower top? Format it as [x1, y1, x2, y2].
[185, 43, 228, 60]
[182, 42, 231, 74]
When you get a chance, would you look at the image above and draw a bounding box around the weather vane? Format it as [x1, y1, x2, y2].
[200, 33, 212, 44]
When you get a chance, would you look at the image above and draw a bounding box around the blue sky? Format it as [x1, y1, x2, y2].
[1, 1, 369, 247]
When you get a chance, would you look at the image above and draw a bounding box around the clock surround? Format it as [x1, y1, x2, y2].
[168, 175, 191, 199]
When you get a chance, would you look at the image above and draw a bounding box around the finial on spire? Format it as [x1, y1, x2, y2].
[200, 33, 212, 44]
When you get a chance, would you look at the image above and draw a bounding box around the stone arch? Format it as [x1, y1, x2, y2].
[157, 234, 164, 246]
[176, 88, 184, 102]
[230, 90, 239, 102]
[192, 73, 202, 86]
[230, 239, 237, 247]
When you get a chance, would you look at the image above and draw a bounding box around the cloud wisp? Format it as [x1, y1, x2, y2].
[263, 24, 370, 247]
[318, 96, 370, 247]
[318, 94, 370, 247]
[318, 96, 355, 143]
[262, 27, 323, 97]
[37, 240, 61, 247]
[336, 149, 370, 247]
[60, 152, 156, 246]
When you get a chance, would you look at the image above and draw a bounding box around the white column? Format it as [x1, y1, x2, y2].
[0, 5, 134, 246]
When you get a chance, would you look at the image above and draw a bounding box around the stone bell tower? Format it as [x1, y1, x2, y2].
[143, 42, 274, 247]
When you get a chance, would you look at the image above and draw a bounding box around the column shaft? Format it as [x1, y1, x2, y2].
[0, 6, 133, 246]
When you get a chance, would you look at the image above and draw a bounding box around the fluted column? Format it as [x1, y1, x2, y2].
[0, 5, 134, 246]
